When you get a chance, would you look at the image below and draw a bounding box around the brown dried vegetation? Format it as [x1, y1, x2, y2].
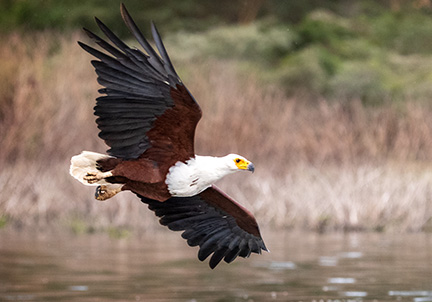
[1, 33, 432, 232]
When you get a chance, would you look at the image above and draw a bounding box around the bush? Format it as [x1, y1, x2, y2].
[329, 61, 390, 104]
[295, 9, 355, 48]
[275, 46, 331, 97]
[370, 12, 432, 55]
[167, 22, 296, 64]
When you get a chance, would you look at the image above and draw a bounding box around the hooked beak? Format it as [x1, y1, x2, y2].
[247, 162, 255, 173]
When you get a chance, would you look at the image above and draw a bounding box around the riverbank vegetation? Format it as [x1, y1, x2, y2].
[1, 0, 432, 233]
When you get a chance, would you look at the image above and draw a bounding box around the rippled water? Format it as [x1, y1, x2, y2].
[1, 231, 431, 301]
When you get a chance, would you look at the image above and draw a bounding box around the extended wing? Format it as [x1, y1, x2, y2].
[138, 185, 267, 269]
[79, 4, 201, 164]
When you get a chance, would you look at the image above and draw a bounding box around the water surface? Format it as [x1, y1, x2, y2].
[1, 230, 431, 301]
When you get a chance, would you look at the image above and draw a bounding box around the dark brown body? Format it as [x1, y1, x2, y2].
[96, 156, 169, 201]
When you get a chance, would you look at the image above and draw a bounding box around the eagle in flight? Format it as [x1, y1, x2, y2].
[70, 3, 267, 269]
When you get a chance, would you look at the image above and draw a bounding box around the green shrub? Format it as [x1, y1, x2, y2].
[370, 12, 432, 55]
[329, 61, 389, 104]
[276, 46, 329, 97]
[332, 38, 381, 61]
[168, 22, 296, 64]
[296, 9, 355, 48]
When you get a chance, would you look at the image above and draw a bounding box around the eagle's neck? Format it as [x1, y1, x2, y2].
[165, 155, 235, 197]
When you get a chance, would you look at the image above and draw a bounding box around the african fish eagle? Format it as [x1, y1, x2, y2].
[70, 3, 267, 269]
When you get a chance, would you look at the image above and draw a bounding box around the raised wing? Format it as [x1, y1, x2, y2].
[138, 186, 267, 269]
[79, 4, 201, 162]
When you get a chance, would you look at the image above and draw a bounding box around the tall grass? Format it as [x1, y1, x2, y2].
[1, 32, 432, 232]
[0, 32, 104, 164]
[222, 164, 432, 232]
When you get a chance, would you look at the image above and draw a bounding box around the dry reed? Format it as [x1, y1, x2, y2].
[1, 32, 432, 232]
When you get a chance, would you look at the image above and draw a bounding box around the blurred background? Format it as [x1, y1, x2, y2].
[1, 0, 432, 234]
[2, 1, 432, 301]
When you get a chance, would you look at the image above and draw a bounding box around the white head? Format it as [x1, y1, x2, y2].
[223, 154, 255, 173]
[166, 154, 255, 197]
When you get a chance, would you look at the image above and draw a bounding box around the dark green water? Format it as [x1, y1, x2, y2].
[1, 230, 431, 301]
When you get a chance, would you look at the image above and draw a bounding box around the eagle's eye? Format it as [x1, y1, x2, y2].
[235, 158, 241, 163]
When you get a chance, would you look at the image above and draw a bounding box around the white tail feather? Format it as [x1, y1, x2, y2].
[69, 151, 113, 186]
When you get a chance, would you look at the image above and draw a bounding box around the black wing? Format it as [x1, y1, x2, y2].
[79, 4, 201, 160]
[138, 186, 267, 269]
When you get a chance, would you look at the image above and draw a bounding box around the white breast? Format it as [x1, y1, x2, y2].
[165, 155, 234, 197]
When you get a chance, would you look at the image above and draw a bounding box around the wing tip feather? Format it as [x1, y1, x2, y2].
[120, 2, 129, 24]
[137, 192, 266, 269]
